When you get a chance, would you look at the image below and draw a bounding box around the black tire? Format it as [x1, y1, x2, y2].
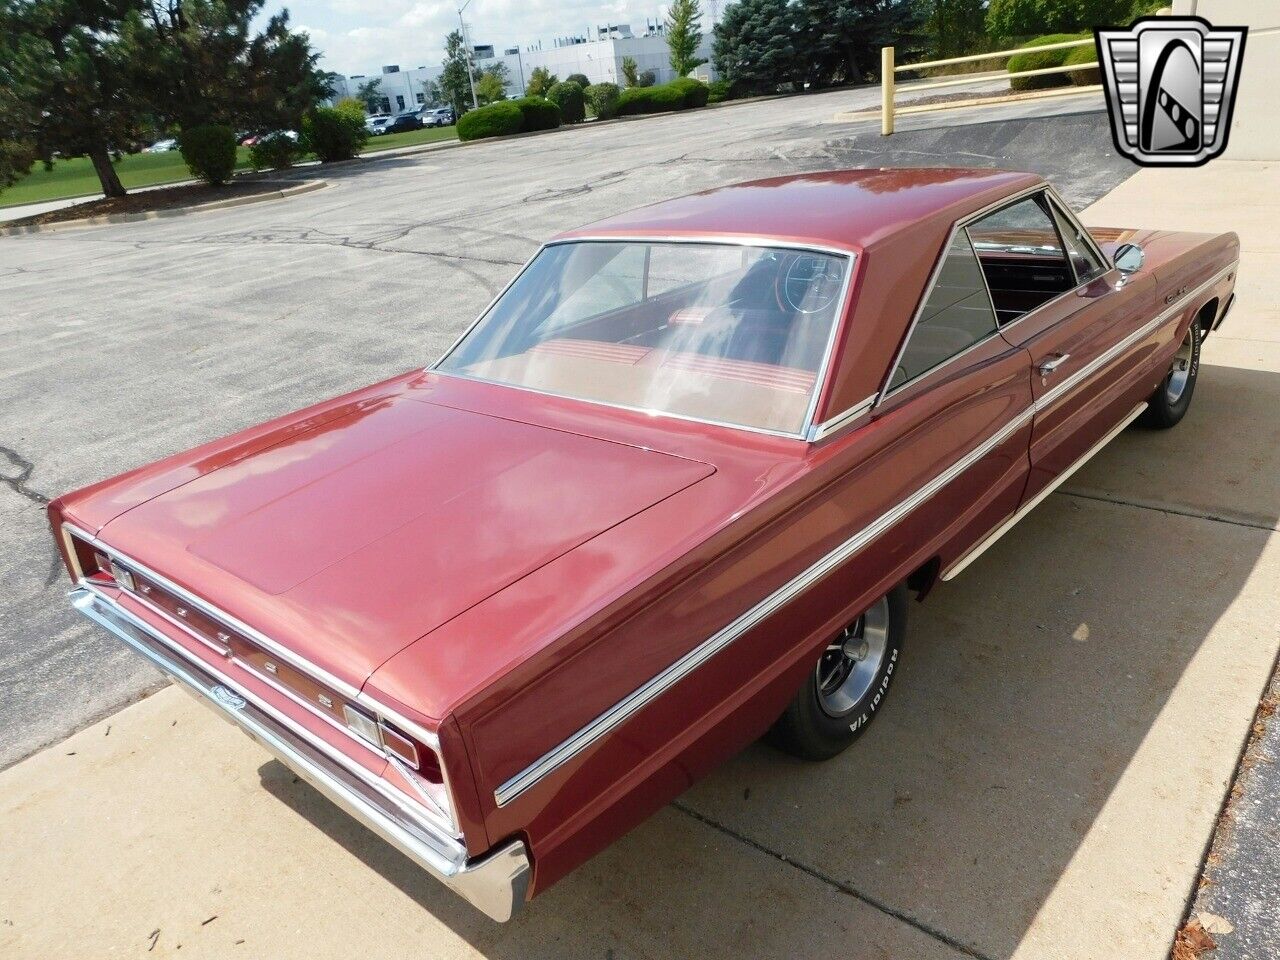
[1141, 320, 1201, 429]
[767, 585, 908, 761]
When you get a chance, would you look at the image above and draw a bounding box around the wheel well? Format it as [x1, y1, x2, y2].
[1196, 297, 1219, 332]
[906, 557, 940, 600]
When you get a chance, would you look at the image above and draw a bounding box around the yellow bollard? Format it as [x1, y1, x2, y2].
[882, 47, 895, 136]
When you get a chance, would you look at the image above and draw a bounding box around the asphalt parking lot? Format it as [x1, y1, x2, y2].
[2, 86, 1278, 960]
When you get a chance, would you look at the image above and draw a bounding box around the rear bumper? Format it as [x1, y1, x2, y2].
[71, 586, 531, 921]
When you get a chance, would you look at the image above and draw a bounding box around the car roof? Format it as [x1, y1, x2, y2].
[555, 168, 1043, 253]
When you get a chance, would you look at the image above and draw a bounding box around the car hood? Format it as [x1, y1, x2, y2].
[94, 391, 714, 694]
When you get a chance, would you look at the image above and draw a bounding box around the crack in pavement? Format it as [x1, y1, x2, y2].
[1057, 488, 1279, 533]
[0, 445, 50, 506]
[671, 800, 994, 960]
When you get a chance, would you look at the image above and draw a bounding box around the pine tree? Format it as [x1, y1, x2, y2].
[712, 0, 799, 95]
[666, 0, 707, 77]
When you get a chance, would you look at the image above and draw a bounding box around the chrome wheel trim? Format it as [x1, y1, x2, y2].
[1166, 327, 1195, 404]
[815, 597, 891, 717]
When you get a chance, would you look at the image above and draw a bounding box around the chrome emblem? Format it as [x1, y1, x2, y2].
[175, 606, 188, 618]
[211, 685, 247, 711]
[317, 693, 334, 709]
[1097, 16, 1247, 167]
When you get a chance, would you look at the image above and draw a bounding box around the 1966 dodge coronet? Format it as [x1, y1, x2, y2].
[51, 169, 1238, 920]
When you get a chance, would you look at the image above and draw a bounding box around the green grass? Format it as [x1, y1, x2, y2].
[363, 124, 457, 152]
[0, 125, 458, 210]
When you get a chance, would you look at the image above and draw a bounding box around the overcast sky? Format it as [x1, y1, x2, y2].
[267, 0, 690, 76]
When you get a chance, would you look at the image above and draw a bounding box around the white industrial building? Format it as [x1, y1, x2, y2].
[332, 18, 716, 113]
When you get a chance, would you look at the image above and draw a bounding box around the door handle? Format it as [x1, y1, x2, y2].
[1038, 354, 1070, 377]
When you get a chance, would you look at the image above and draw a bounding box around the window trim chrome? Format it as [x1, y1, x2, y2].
[493, 403, 1036, 807]
[60, 521, 460, 836]
[430, 234, 860, 442]
[875, 185, 1116, 409]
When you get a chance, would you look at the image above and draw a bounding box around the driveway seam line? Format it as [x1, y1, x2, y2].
[671, 800, 994, 960]
[1056, 488, 1277, 532]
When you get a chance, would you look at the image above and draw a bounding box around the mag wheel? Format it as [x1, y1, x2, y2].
[1141, 321, 1200, 429]
[767, 585, 908, 760]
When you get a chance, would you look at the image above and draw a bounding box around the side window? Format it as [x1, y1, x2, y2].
[967, 194, 1074, 326]
[1048, 199, 1106, 284]
[891, 232, 998, 389]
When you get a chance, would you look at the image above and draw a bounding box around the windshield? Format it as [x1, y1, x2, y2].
[437, 241, 851, 435]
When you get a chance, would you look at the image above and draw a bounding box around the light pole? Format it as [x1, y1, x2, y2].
[458, 0, 479, 110]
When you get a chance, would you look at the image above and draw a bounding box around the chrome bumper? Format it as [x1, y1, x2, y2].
[71, 587, 531, 921]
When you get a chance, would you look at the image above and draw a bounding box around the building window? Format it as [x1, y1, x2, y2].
[416, 92, 425, 104]
[396, 95, 405, 111]
[379, 97, 390, 113]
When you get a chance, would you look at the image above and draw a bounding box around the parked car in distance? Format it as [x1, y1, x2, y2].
[364, 114, 393, 135]
[145, 138, 177, 152]
[382, 111, 423, 134]
[53, 169, 1238, 922]
[421, 106, 455, 127]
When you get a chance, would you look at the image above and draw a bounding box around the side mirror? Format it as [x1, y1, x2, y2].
[1114, 243, 1145, 277]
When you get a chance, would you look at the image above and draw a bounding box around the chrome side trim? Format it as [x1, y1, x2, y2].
[941, 402, 1148, 581]
[1034, 261, 1239, 414]
[431, 235, 859, 442]
[493, 404, 1035, 807]
[806, 393, 878, 442]
[69, 587, 530, 921]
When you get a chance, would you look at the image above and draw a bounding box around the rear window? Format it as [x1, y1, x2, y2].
[437, 241, 851, 435]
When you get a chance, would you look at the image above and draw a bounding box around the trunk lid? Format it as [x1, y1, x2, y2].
[99, 392, 713, 693]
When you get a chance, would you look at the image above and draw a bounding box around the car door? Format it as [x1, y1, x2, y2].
[830, 225, 1035, 594]
[969, 190, 1160, 504]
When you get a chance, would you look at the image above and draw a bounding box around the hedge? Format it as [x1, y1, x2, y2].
[457, 101, 523, 141]
[457, 97, 562, 141]
[1007, 33, 1091, 91]
[546, 81, 586, 124]
[615, 78, 709, 116]
[249, 132, 298, 172]
[178, 124, 236, 186]
[302, 101, 368, 161]
[585, 82, 621, 119]
[513, 97, 561, 131]
[1063, 43, 1101, 86]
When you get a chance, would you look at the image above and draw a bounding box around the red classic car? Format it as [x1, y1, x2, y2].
[51, 169, 1239, 921]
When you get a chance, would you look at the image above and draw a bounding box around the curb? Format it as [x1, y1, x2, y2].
[829, 84, 1104, 123]
[0, 179, 328, 236]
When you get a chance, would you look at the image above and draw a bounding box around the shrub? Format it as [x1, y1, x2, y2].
[566, 72, 590, 89]
[301, 102, 369, 161]
[1063, 43, 1100, 86]
[669, 76, 710, 108]
[637, 69, 657, 87]
[615, 80, 705, 116]
[1007, 33, 1089, 91]
[178, 124, 236, 186]
[546, 81, 586, 123]
[513, 96, 561, 131]
[707, 79, 737, 103]
[457, 101, 523, 141]
[249, 132, 299, 172]
[585, 82, 621, 119]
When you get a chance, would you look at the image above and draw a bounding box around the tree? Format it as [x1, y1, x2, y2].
[666, 0, 707, 77]
[439, 29, 473, 113]
[0, 0, 148, 198]
[475, 62, 509, 104]
[986, 0, 1151, 40]
[798, 0, 922, 87]
[525, 65, 556, 97]
[621, 55, 640, 87]
[916, 0, 987, 59]
[355, 77, 382, 112]
[127, 1, 324, 133]
[712, 0, 799, 94]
